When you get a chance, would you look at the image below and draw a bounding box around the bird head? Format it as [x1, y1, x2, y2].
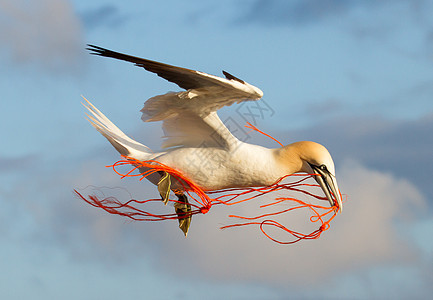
[276, 141, 343, 212]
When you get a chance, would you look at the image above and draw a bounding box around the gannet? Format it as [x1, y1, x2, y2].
[84, 45, 343, 235]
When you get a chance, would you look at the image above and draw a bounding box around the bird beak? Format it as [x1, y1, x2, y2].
[312, 166, 343, 213]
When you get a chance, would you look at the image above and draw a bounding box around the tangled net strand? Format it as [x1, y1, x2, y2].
[75, 156, 341, 244]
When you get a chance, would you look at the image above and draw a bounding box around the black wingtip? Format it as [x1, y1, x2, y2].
[86, 44, 104, 50]
[86, 44, 108, 56]
[86, 44, 121, 58]
[222, 70, 245, 84]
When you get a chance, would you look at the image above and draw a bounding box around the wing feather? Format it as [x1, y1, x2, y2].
[88, 44, 228, 90]
[87, 45, 264, 150]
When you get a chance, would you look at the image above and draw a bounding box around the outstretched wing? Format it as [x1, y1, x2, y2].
[87, 45, 264, 149]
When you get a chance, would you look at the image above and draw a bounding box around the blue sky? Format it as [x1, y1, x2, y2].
[1, 0, 433, 299]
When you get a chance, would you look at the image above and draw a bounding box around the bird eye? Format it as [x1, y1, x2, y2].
[320, 164, 327, 171]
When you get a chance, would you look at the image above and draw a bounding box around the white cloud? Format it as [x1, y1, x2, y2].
[143, 159, 427, 288]
[37, 155, 426, 289]
[28, 155, 426, 282]
[0, 0, 84, 72]
[3, 133, 428, 296]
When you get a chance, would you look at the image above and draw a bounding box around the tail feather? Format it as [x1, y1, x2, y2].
[82, 96, 152, 159]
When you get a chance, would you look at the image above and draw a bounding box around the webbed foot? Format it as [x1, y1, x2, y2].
[157, 171, 171, 205]
[174, 193, 192, 237]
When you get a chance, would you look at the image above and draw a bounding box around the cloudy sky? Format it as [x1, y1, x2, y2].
[1, 0, 433, 299]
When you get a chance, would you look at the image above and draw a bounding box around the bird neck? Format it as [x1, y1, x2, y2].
[272, 143, 307, 175]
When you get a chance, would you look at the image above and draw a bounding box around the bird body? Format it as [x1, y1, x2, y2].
[156, 143, 284, 191]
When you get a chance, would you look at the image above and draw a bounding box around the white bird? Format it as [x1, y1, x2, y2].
[84, 45, 343, 234]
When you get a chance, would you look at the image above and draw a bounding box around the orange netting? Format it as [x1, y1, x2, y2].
[76, 123, 343, 244]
